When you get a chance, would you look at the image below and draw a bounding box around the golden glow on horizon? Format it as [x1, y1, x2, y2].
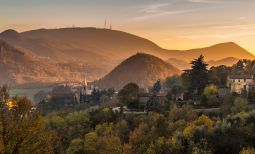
[1, 24, 255, 55]
[127, 27, 255, 55]
[1, 0, 255, 54]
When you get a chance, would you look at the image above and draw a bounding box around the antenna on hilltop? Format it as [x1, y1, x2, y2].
[104, 18, 107, 29]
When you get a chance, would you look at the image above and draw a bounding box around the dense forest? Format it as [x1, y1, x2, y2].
[1, 56, 255, 154]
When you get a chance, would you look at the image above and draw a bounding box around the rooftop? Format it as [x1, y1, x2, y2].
[228, 75, 253, 79]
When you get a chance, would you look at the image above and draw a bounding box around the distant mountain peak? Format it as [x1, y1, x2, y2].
[211, 42, 241, 48]
[99, 53, 180, 90]
[1, 29, 19, 34]
[182, 41, 254, 61]
[127, 52, 164, 61]
[0, 29, 20, 40]
[218, 41, 236, 45]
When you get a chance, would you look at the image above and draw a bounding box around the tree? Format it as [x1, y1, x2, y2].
[0, 96, 53, 153]
[202, 84, 219, 107]
[115, 120, 130, 143]
[181, 72, 191, 92]
[91, 88, 100, 103]
[67, 139, 84, 154]
[97, 134, 122, 154]
[147, 137, 182, 154]
[152, 80, 161, 93]
[185, 55, 209, 97]
[169, 105, 197, 122]
[45, 111, 91, 153]
[99, 95, 109, 104]
[84, 132, 99, 154]
[240, 147, 255, 154]
[248, 90, 255, 104]
[106, 88, 115, 98]
[233, 60, 245, 74]
[118, 83, 139, 109]
[183, 115, 213, 140]
[163, 76, 182, 89]
[208, 65, 230, 86]
[124, 123, 151, 154]
[191, 139, 213, 154]
[231, 97, 248, 113]
[84, 123, 122, 154]
[171, 85, 184, 100]
[0, 85, 9, 103]
[203, 84, 218, 96]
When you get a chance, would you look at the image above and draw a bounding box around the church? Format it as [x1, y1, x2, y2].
[79, 76, 94, 104]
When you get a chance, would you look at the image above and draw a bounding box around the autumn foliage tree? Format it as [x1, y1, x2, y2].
[0, 87, 53, 153]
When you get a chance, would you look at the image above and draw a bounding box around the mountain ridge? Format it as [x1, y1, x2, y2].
[0, 27, 254, 85]
[1, 28, 254, 62]
[167, 56, 240, 70]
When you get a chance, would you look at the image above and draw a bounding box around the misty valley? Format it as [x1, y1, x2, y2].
[1, 0, 255, 153]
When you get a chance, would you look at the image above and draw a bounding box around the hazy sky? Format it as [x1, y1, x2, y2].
[1, 0, 255, 53]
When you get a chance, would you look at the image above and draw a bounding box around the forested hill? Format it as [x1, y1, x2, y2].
[98, 53, 180, 90]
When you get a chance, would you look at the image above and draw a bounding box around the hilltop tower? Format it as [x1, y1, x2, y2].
[104, 18, 107, 29]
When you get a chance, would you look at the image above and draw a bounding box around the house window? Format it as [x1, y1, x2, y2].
[244, 79, 246, 82]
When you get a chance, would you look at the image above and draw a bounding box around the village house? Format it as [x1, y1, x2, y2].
[227, 75, 254, 94]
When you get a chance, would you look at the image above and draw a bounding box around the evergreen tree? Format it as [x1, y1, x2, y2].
[91, 88, 100, 103]
[152, 80, 161, 93]
[233, 60, 245, 74]
[185, 55, 209, 97]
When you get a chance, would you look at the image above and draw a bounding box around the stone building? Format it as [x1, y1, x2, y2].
[227, 75, 254, 94]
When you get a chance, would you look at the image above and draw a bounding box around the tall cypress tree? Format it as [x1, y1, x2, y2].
[152, 80, 161, 94]
[185, 55, 208, 97]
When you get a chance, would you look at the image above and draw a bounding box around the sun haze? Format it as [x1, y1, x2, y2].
[1, 0, 255, 53]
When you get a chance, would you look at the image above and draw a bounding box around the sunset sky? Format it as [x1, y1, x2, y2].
[1, 0, 255, 53]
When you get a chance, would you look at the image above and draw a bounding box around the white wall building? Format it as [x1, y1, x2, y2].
[227, 75, 254, 94]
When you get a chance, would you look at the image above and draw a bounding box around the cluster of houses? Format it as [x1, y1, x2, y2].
[0, 74, 253, 114]
[34, 74, 255, 110]
[35, 77, 98, 105]
[136, 74, 255, 111]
